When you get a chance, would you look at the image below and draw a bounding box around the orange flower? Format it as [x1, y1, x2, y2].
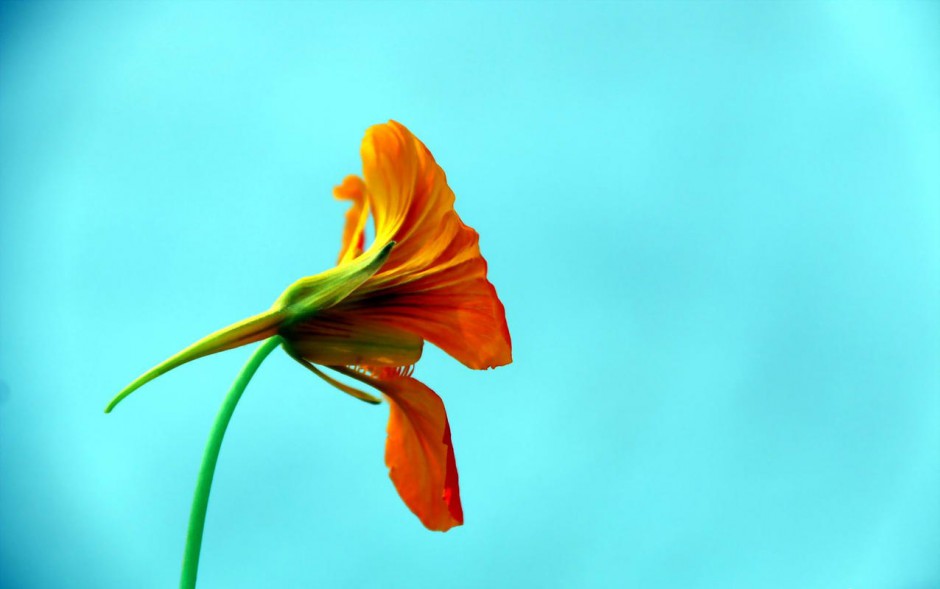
[107, 121, 512, 531]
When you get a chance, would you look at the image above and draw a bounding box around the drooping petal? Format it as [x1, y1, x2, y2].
[338, 121, 511, 370]
[382, 376, 462, 531]
[332, 366, 462, 531]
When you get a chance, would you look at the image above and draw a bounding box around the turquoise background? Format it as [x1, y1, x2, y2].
[1, 2, 938, 588]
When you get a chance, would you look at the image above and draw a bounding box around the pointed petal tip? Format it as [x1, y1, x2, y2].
[429, 519, 463, 533]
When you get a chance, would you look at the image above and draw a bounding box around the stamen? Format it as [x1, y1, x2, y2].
[353, 364, 416, 380]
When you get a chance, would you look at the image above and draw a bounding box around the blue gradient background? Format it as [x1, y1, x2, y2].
[1, 2, 938, 588]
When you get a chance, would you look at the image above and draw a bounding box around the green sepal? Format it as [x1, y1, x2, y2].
[275, 241, 394, 325]
[282, 342, 382, 405]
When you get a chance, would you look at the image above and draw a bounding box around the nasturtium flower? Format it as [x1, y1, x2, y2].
[107, 121, 512, 531]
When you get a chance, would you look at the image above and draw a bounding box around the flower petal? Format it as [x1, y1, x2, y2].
[380, 375, 463, 531]
[330, 366, 463, 531]
[362, 254, 511, 369]
[333, 175, 369, 265]
[342, 121, 511, 369]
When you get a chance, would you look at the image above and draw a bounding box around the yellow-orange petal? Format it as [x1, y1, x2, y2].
[333, 175, 369, 265]
[340, 121, 511, 369]
[380, 375, 463, 531]
[359, 121, 461, 274]
[347, 260, 511, 369]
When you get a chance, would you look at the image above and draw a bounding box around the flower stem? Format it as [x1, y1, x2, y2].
[180, 336, 282, 589]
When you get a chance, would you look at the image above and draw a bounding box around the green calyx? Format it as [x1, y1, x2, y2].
[275, 241, 394, 325]
[104, 241, 394, 413]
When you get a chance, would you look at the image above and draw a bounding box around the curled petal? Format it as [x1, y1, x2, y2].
[334, 175, 369, 265]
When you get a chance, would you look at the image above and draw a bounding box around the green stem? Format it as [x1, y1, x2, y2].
[180, 336, 282, 589]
